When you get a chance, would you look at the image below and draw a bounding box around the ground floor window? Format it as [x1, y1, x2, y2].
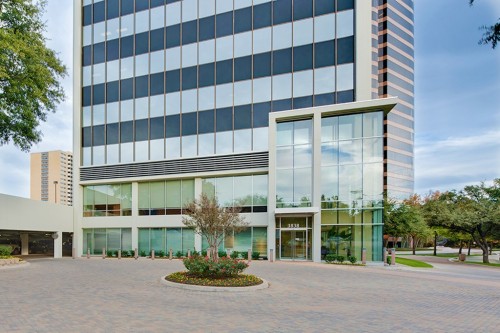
[138, 228, 194, 256]
[83, 228, 132, 255]
[200, 227, 268, 255]
[320, 224, 382, 261]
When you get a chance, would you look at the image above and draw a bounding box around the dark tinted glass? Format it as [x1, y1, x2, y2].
[107, 0, 120, 19]
[82, 86, 91, 106]
[253, 52, 271, 78]
[234, 104, 251, 130]
[93, 42, 105, 64]
[93, 1, 105, 23]
[107, 39, 120, 61]
[315, 40, 335, 68]
[273, 48, 292, 75]
[151, 0, 165, 8]
[165, 114, 180, 137]
[216, 108, 233, 132]
[234, 7, 252, 33]
[135, 32, 150, 55]
[337, 36, 354, 64]
[253, 102, 270, 127]
[272, 99, 292, 112]
[293, 96, 313, 109]
[254, 2, 272, 29]
[181, 112, 197, 136]
[165, 69, 180, 93]
[83, 5, 92, 26]
[337, 90, 354, 103]
[314, 93, 335, 106]
[93, 125, 105, 146]
[121, 36, 134, 58]
[198, 63, 215, 87]
[216, 12, 233, 38]
[135, 119, 149, 141]
[166, 24, 181, 48]
[182, 21, 198, 45]
[337, 0, 354, 11]
[198, 110, 214, 134]
[150, 72, 165, 95]
[273, 0, 292, 25]
[150, 28, 165, 52]
[121, 121, 134, 143]
[121, 78, 134, 100]
[293, 0, 313, 20]
[199, 16, 215, 41]
[82, 46, 92, 66]
[93, 83, 105, 105]
[107, 123, 119, 145]
[216, 59, 233, 85]
[135, 75, 149, 98]
[121, 0, 134, 15]
[234, 56, 252, 81]
[182, 66, 198, 90]
[293, 44, 313, 71]
[82, 127, 92, 147]
[107, 81, 119, 103]
[135, 0, 149, 11]
[315, 0, 335, 16]
[150, 117, 165, 139]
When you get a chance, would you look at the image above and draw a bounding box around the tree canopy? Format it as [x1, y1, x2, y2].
[470, 0, 500, 49]
[0, 0, 67, 151]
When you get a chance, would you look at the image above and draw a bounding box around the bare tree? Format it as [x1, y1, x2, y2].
[182, 194, 248, 260]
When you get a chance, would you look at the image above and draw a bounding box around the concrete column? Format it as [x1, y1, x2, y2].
[267, 120, 277, 261]
[131, 227, 138, 253]
[194, 232, 202, 253]
[53, 231, 63, 258]
[20, 233, 29, 255]
[312, 111, 322, 263]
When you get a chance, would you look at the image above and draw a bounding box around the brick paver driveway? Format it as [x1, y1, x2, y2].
[1, 258, 498, 332]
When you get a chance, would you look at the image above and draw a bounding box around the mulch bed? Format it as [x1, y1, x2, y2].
[165, 272, 263, 287]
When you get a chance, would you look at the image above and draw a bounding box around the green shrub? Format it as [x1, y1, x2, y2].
[252, 252, 260, 260]
[183, 256, 249, 278]
[0, 245, 12, 257]
[191, 250, 200, 257]
[113, 250, 119, 257]
[325, 254, 337, 263]
[121, 250, 128, 257]
[348, 256, 357, 264]
[140, 250, 147, 257]
[175, 250, 183, 258]
[218, 250, 227, 258]
[201, 250, 207, 257]
[157, 250, 165, 258]
[336, 255, 345, 263]
[230, 251, 239, 259]
[106, 250, 113, 257]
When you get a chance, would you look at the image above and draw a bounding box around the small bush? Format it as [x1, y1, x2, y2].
[348, 256, 357, 264]
[252, 252, 260, 260]
[336, 255, 345, 263]
[140, 250, 147, 257]
[157, 250, 165, 258]
[191, 250, 200, 257]
[325, 254, 337, 263]
[175, 250, 183, 258]
[230, 251, 239, 259]
[121, 250, 128, 257]
[218, 250, 227, 258]
[0, 245, 12, 257]
[113, 250, 119, 257]
[201, 250, 207, 257]
[106, 250, 113, 257]
[183, 256, 249, 278]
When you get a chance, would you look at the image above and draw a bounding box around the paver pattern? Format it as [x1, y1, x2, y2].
[0, 257, 498, 333]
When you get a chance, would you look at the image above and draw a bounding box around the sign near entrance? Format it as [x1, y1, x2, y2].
[287, 224, 300, 229]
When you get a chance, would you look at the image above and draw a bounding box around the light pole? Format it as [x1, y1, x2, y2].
[53, 180, 58, 204]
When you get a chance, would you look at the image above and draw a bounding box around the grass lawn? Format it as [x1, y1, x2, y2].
[395, 257, 433, 268]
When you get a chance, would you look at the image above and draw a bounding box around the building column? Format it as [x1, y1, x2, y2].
[312, 111, 322, 263]
[131, 227, 138, 252]
[20, 233, 29, 255]
[267, 119, 277, 261]
[53, 231, 62, 258]
[194, 233, 202, 252]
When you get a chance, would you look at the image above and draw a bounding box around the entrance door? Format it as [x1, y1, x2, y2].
[280, 230, 307, 260]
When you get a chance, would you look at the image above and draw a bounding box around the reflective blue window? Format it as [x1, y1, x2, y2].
[93, 125, 105, 146]
[182, 21, 198, 45]
[273, 0, 292, 25]
[150, 28, 165, 52]
[93, 42, 105, 64]
[234, 56, 252, 82]
[150, 72, 165, 96]
[293, 0, 313, 20]
[107, 81, 119, 103]
[315, 40, 335, 68]
[337, 0, 354, 11]
[199, 16, 215, 41]
[216, 59, 233, 85]
[135, 75, 149, 98]
[166, 24, 181, 49]
[166, 70, 180, 93]
[293, 96, 313, 109]
[234, 7, 252, 34]
[107, 123, 119, 145]
[253, 52, 271, 78]
[107, 0, 120, 20]
[234, 104, 252, 130]
[216, 12, 233, 38]
[273, 48, 292, 75]
[93, 84, 105, 105]
[135, 119, 149, 141]
[83, 5, 92, 26]
[166, 115, 180, 138]
[216, 108, 233, 132]
[151, 0, 165, 8]
[314, 93, 335, 106]
[337, 36, 354, 65]
[135, 0, 150, 12]
[293, 44, 313, 71]
[272, 99, 292, 112]
[337, 90, 354, 103]
[150, 117, 165, 140]
[82, 86, 91, 106]
[253, 102, 270, 127]
[199, 63, 215, 87]
[121, 0, 134, 16]
[182, 67, 198, 90]
[107, 39, 120, 61]
[198, 110, 215, 134]
[121, 78, 134, 100]
[135, 32, 150, 55]
[121, 121, 134, 143]
[82, 127, 92, 147]
[315, 0, 335, 16]
[254, 2, 272, 29]
[121, 36, 134, 58]
[82, 46, 92, 66]
[182, 112, 197, 136]
[93, 1, 105, 23]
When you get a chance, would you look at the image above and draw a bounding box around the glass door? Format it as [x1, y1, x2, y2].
[276, 216, 312, 261]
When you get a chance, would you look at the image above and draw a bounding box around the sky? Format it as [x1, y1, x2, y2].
[0, 0, 498, 199]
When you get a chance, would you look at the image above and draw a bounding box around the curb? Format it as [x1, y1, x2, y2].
[160, 275, 269, 292]
[0, 261, 30, 270]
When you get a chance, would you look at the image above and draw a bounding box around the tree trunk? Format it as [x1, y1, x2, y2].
[489, 243, 493, 255]
[473, 234, 490, 264]
[412, 236, 416, 255]
[433, 231, 438, 256]
[468, 240, 472, 255]
[458, 242, 463, 255]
